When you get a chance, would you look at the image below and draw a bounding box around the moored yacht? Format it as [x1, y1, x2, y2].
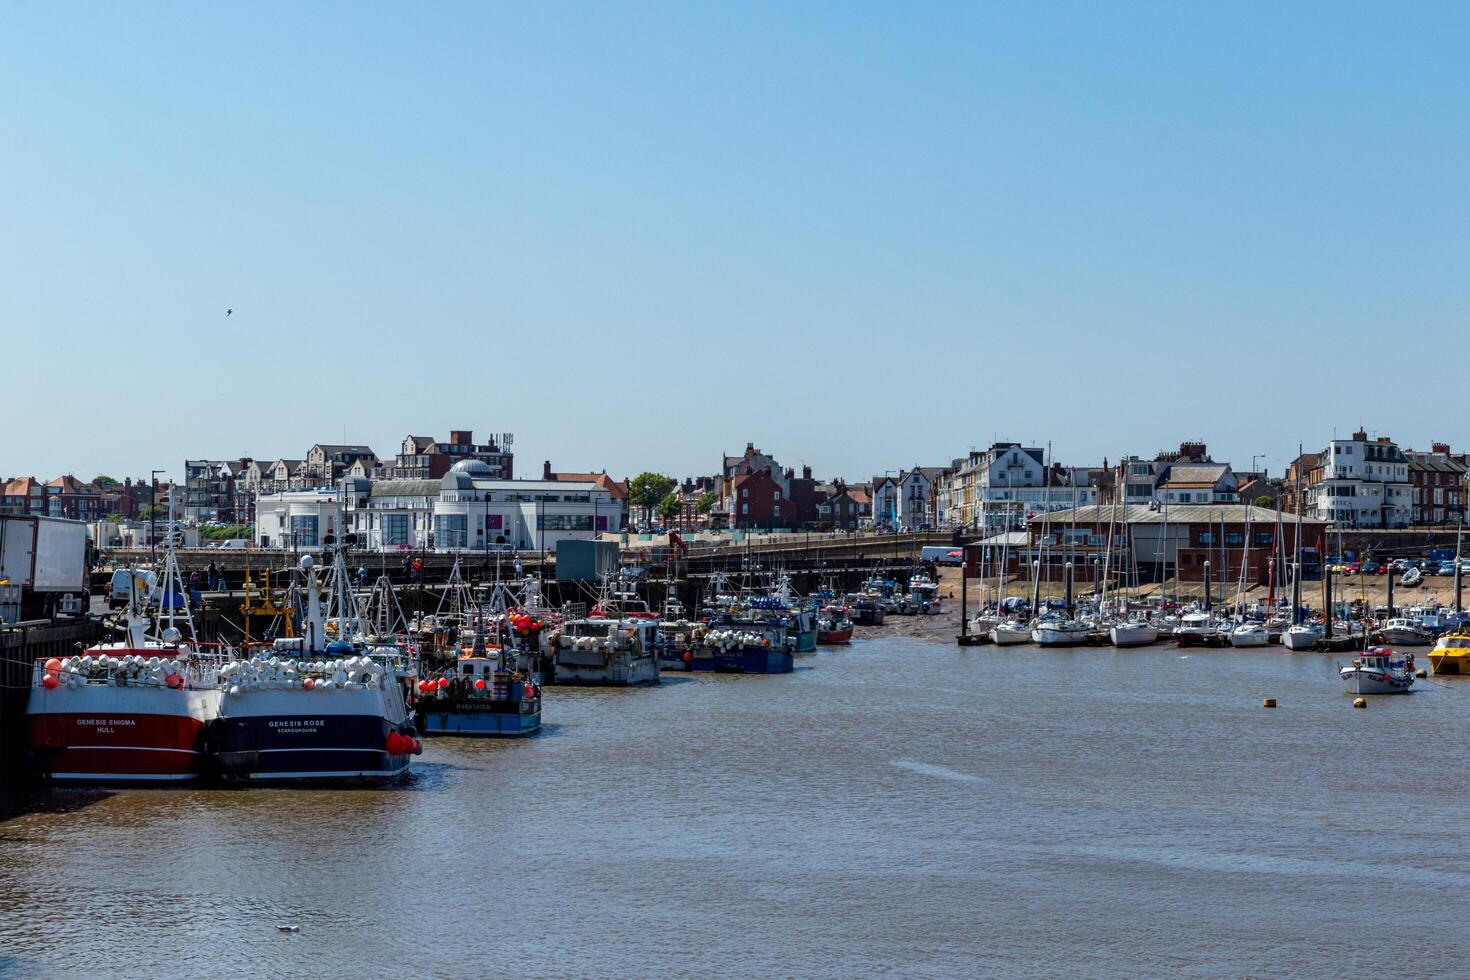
[1228, 622, 1270, 648]
[1282, 622, 1324, 651]
[1109, 619, 1159, 648]
[1032, 615, 1089, 647]
[990, 620, 1033, 645]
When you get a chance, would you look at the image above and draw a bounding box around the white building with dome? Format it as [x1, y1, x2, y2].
[254, 459, 621, 552]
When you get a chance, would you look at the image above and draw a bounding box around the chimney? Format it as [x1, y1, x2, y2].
[1434, 442, 1451, 455]
[542, 460, 553, 480]
[451, 430, 472, 446]
[802, 465, 812, 480]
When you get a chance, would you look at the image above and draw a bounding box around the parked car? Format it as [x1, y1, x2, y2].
[1435, 561, 1458, 576]
[1360, 561, 1382, 575]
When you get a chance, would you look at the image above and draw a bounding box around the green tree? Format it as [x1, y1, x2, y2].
[1252, 495, 1277, 509]
[657, 493, 682, 523]
[140, 504, 166, 520]
[93, 474, 119, 486]
[696, 491, 717, 514]
[629, 472, 676, 521]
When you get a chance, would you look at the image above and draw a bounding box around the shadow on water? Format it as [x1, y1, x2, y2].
[0, 785, 116, 822]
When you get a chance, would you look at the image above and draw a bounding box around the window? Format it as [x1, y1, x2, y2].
[773, 504, 781, 516]
[1225, 532, 1243, 546]
[1198, 531, 1215, 545]
[742, 488, 749, 498]
[537, 514, 594, 531]
[1254, 531, 1273, 546]
[289, 515, 319, 546]
[434, 514, 468, 549]
[382, 514, 409, 546]
[742, 503, 749, 515]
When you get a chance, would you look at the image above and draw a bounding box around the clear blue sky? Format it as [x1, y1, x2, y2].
[3, 2, 1466, 485]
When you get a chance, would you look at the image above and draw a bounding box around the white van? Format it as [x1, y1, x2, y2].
[108, 568, 158, 609]
[214, 539, 247, 550]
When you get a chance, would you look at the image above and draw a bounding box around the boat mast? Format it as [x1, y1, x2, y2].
[1292, 442, 1304, 624]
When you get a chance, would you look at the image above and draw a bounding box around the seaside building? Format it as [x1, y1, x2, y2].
[1404, 443, 1468, 526]
[1302, 430, 1411, 529]
[254, 461, 620, 552]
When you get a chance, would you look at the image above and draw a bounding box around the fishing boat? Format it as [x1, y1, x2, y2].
[550, 616, 661, 685]
[1428, 629, 1470, 675]
[26, 501, 225, 782]
[1378, 617, 1433, 647]
[1109, 619, 1159, 648]
[417, 655, 541, 735]
[214, 544, 417, 783]
[692, 618, 793, 673]
[1340, 647, 1416, 694]
[1228, 622, 1270, 648]
[816, 605, 854, 644]
[851, 594, 886, 626]
[904, 573, 943, 615]
[415, 586, 542, 736]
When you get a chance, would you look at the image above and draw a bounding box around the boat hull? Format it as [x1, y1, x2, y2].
[1032, 627, 1087, 647]
[690, 647, 794, 674]
[1379, 628, 1432, 646]
[1430, 652, 1470, 675]
[1229, 630, 1270, 648]
[215, 688, 412, 783]
[552, 655, 660, 686]
[1110, 625, 1159, 648]
[1340, 669, 1413, 695]
[989, 627, 1032, 646]
[817, 628, 853, 645]
[1281, 629, 1322, 651]
[418, 702, 541, 736]
[26, 686, 220, 783]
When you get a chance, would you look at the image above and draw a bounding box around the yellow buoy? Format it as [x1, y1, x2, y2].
[1353, 697, 1367, 708]
[1416, 668, 1427, 678]
[1262, 698, 1276, 708]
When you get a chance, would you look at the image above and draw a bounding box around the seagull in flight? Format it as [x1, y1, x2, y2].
[226, 308, 233, 317]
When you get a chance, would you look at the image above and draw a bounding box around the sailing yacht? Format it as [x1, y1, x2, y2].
[1110, 619, 1159, 648]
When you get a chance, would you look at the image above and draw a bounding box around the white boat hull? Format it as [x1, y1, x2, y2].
[1379, 627, 1432, 646]
[1340, 668, 1413, 694]
[1281, 628, 1321, 651]
[989, 626, 1032, 646]
[1109, 624, 1158, 648]
[1229, 628, 1270, 648]
[1032, 626, 1088, 647]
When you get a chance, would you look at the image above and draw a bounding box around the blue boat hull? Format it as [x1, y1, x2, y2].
[418, 704, 541, 736]
[215, 713, 412, 782]
[690, 647, 794, 674]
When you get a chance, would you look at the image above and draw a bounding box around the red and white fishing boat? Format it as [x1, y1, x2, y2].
[26, 497, 225, 782]
[816, 605, 854, 644]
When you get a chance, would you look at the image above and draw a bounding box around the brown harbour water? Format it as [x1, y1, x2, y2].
[3, 635, 1470, 979]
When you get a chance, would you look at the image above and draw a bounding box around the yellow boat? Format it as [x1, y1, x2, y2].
[1429, 630, 1470, 675]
